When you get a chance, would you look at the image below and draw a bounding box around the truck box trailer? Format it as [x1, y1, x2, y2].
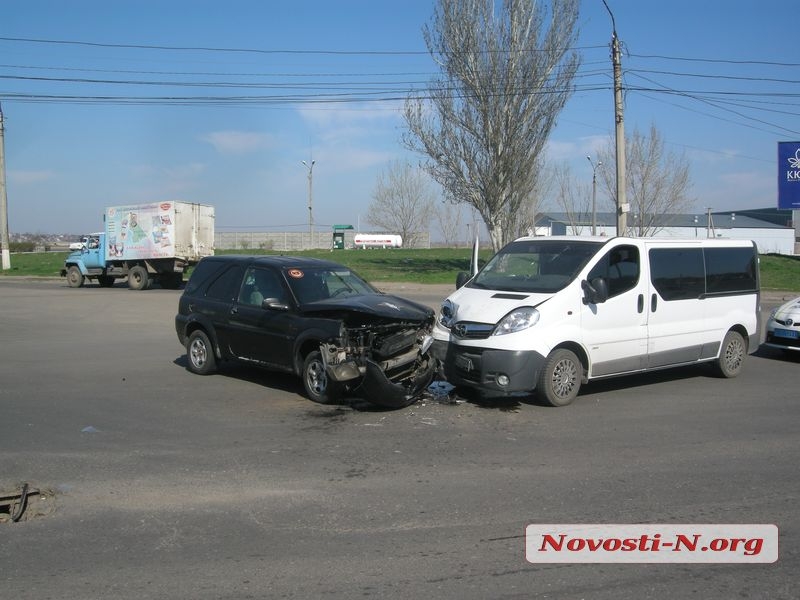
[61, 201, 214, 290]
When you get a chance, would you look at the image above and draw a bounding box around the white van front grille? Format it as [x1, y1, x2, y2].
[452, 322, 494, 339]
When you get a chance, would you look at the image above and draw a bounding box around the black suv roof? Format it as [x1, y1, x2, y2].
[200, 255, 349, 270]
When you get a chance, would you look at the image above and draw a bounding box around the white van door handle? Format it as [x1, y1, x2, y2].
[637, 294, 644, 313]
[650, 293, 658, 312]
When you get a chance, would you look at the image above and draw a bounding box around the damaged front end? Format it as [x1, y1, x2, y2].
[319, 320, 436, 408]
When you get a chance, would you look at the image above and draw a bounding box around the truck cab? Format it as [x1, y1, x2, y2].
[62, 232, 117, 288]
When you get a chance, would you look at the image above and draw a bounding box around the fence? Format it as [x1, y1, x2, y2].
[214, 230, 430, 251]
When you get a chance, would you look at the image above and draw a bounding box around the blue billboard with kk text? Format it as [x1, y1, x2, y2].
[778, 142, 800, 209]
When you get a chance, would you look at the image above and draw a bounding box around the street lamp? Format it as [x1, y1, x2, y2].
[0, 102, 10, 270]
[302, 159, 315, 244]
[587, 156, 602, 236]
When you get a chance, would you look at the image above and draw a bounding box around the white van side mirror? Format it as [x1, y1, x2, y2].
[456, 271, 471, 289]
[582, 277, 609, 304]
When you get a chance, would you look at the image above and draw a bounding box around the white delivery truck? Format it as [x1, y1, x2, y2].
[62, 201, 215, 290]
[430, 236, 761, 406]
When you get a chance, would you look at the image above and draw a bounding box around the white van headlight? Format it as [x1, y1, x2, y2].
[493, 307, 539, 336]
[439, 299, 455, 329]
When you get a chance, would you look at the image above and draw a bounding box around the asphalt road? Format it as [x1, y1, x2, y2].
[0, 278, 797, 599]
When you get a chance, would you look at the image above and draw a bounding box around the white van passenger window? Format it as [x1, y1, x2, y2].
[705, 247, 757, 294]
[587, 245, 640, 298]
[649, 248, 705, 300]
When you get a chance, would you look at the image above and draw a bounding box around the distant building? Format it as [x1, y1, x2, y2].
[534, 208, 796, 255]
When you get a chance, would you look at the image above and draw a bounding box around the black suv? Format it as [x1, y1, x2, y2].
[175, 255, 437, 408]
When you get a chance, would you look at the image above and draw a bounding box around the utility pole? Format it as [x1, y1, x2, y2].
[302, 159, 315, 248]
[0, 102, 11, 270]
[706, 207, 715, 238]
[587, 156, 601, 236]
[603, 0, 627, 236]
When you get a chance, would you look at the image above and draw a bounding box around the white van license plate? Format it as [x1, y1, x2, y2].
[455, 354, 475, 372]
[774, 328, 799, 339]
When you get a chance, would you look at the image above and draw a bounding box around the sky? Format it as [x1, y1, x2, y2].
[1, 0, 797, 239]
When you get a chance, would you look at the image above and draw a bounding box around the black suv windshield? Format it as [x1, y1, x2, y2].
[469, 240, 602, 293]
[284, 267, 377, 303]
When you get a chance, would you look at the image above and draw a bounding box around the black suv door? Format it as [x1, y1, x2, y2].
[226, 265, 295, 368]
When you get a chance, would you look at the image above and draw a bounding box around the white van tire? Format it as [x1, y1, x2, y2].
[715, 330, 746, 378]
[537, 349, 582, 407]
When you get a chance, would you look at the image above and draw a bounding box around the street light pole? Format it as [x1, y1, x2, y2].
[302, 159, 315, 246]
[0, 102, 11, 270]
[587, 156, 601, 236]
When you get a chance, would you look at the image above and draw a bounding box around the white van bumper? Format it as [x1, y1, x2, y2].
[432, 339, 545, 395]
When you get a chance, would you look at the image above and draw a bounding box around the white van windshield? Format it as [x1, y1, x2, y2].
[469, 240, 603, 293]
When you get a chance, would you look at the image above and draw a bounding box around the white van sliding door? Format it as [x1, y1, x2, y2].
[646, 245, 715, 367]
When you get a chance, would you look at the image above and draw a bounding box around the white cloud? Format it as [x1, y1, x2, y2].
[316, 146, 397, 172]
[297, 101, 404, 129]
[200, 130, 273, 155]
[9, 170, 55, 184]
[546, 135, 609, 162]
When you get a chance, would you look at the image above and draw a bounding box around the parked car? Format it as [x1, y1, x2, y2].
[765, 296, 800, 353]
[175, 255, 437, 408]
[68, 233, 101, 251]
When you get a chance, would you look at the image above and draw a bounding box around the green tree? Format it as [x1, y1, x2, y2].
[403, 0, 580, 251]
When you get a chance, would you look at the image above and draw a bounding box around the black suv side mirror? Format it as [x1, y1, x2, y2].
[262, 298, 290, 311]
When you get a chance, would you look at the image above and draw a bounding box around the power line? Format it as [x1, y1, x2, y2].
[0, 35, 608, 56]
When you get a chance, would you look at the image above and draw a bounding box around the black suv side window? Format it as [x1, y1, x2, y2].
[185, 259, 227, 295]
[238, 267, 286, 306]
[206, 266, 244, 301]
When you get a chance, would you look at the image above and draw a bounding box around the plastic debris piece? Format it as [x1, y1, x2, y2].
[427, 380, 458, 404]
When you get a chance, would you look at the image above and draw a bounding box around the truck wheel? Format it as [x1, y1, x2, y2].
[537, 348, 582, 407]
[97, 275, 115, 287]
[66, 266, 85, 288]
[714, 330, 746, 378]
[128, 266, 149, 290]
[186, 330, 216, 375]
[302, 350, 339, 404]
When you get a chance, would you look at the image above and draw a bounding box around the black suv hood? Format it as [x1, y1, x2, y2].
[301, 293, 433, 321]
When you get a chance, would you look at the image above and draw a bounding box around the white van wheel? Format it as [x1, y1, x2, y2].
[715, 330, 746, 378]
[537, 349, 582, 407]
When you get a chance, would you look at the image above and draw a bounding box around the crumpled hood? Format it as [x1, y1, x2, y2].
[445, 286, 552, 324]
[302, 293, 434, 321]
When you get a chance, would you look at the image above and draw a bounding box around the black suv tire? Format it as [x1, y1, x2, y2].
[187, 330, 216, 375]
[302, 350, 339, 404]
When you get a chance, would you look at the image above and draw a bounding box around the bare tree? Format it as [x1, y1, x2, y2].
[434, 201, 463, 247]
[403, 0, 580, 252]
[551, 161, 591, 234]
[598, 124, 694, 236]
[366, 161, 435, 248]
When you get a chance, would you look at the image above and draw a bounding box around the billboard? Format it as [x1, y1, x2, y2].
[105, 202, 177, 260]
[777, 142, 800, 209]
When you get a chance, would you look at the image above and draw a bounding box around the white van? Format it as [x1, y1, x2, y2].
[431, 236, 761, 406]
